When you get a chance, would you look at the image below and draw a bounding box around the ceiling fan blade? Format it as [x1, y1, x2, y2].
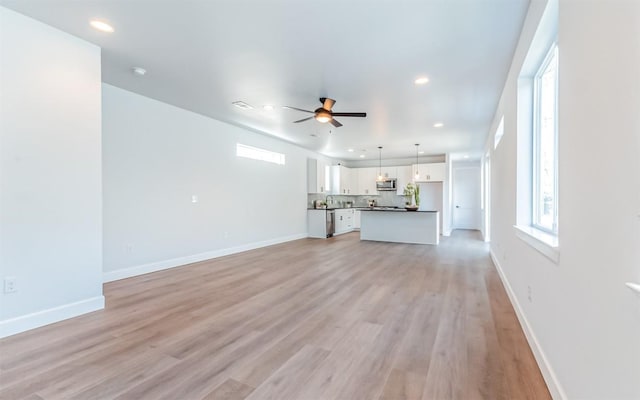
[331, 112, 367, 118]
[330, 118, 343, 128]
[293, 116, 314, 123]
[320, 97, 336, 111]
[283, 106, 314, 114]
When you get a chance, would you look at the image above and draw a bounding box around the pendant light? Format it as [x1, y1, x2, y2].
[377, 146, 383, 181]
[414, 144, 420, 180]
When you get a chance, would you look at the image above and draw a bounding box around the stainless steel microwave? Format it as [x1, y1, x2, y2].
[376, 178, 397, 191]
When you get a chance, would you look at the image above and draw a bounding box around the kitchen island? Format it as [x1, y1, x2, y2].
[360, 208, 439, 245]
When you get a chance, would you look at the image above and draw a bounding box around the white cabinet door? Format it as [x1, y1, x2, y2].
[381, 166, 397, 179]
[307, 210, 327, 238]
[348, 168, 358, 195]
[357, 167, 378, 195]
[335, 209, 354, 234]
[332, 165, 356, 195]
[413, 163, 446, 182]
[353, 209, 361, 229]
[341, 166, 352, 195]
[335, 209, 346, 233]
[427, 163, 446, 182]
[396, 165, 413, 195]
[346, 209, 354, 230]
[307, 158, 329, 193]
[317, 160, 328, 193]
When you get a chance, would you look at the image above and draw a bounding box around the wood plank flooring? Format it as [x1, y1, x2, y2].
[0, 230, 551, 400]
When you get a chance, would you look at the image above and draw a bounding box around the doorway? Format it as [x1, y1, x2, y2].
[452, 165, 481, 230]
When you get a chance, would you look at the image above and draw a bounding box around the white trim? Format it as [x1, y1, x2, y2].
[0, 296, 105, 339]
[103, 233, 307, 283]
[490, 250, 566, 400]
[514, 225, 559, 263]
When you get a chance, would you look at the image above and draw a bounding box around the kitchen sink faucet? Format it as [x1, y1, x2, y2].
[325, 195, 334, 206]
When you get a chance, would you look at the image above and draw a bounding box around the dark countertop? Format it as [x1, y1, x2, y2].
[360, 208, 438, 213]
[307, 207, 369, 210]
[308, 207, 438, 212]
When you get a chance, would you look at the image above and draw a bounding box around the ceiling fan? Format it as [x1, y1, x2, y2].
[284, 97, 366, 128]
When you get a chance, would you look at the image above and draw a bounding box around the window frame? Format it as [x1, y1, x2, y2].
[236, 143, 285, 165]
[531, 43, 559, 235]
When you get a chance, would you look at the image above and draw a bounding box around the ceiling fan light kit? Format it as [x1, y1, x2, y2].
[314, 110, 332, 123]
[286, 97, 366, 128]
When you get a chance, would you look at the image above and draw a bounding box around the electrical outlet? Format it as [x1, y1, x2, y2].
[191, 195, 198, 203]
[4, 277, 18, 293]
[527, 285, 533, 303]
[125, 244, 133, 254]
[223, 231, 229, 239]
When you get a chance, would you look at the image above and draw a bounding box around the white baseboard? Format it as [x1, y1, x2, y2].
[103, 233, 308, 283]
[489, 250, 567, 400]
[0, 295, 105, 339]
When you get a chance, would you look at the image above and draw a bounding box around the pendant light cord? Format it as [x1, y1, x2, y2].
[378, 146, 383, 181]
[415, 144, 420, 179]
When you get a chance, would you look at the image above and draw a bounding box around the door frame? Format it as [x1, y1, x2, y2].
[452, 163, 481, 230]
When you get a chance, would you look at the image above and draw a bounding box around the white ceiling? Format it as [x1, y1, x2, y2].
[1, 0, 529, 161]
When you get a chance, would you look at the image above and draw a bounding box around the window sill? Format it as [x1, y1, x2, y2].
[513, 225, 559, 263]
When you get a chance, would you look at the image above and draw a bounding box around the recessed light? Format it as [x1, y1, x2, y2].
[348, 149, 354, 152]
[434, 122, 444, 128]
[463, 155, 469, 159]
[359, 154, 366, 158]
[419, 151, 425, 154]
[263, 105, 274, 111]
[132, 67, 146, 76]
[232, 101, 253, 110]
[90, 19, 114, 33]
[414, 77, 429, 85]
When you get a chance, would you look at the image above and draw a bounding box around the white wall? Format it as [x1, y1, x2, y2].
[488, 0, 640, 398]
[0, 7, 104, 337]
[102, 84, 326, 281]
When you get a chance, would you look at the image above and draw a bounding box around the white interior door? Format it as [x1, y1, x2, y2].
[453, 166, 480, 230]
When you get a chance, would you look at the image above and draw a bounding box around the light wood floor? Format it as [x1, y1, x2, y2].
[0, 230, 550, 400]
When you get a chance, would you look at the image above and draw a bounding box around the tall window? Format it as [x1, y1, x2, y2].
[532, 44, 558, 234]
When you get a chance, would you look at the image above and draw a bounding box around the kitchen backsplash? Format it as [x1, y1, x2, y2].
[307, 191, 408, 209]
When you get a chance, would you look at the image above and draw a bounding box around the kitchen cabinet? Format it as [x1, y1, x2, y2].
[335, 209, 354, 234]
[395, 165, 413, 195]
[380, 166, 397, 179]
[357, 167, 378, 195]
[307, 209, 328, 238]
[353, 209, 362, 229]
[307, 158, 329, 194]
[332, 165, 357, 195]
[413, 162, 446, 182]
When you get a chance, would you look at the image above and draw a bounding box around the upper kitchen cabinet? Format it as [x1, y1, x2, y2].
[380, 166, 397, 180]
[396, 165, 413, 195]
[332, 165, 357, 195]
[307, 158, 330, 194]
[357, 167, 378, 195]
[413, 162, 446, 182]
